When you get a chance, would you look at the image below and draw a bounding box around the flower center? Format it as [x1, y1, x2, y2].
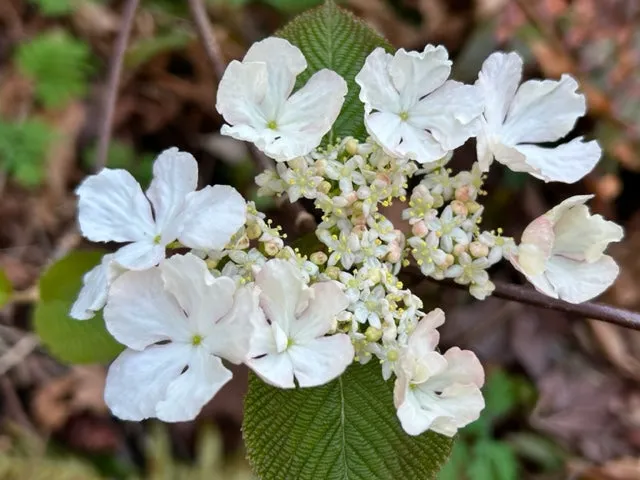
[399, 111, 409, 121]
[153, 234, 162, 244]
[191, 334, 203, 346]
[267, 120, 278, 130]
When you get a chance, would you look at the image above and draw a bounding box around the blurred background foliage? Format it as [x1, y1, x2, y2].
[1, 0, 640, 478]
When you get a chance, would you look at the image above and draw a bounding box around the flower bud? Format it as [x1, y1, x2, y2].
[246, 222, 262, 240]
[453, 243, 467, 256]
[469, 241, 489, 258]
[318, 181, 332, 194]
[234, 234, 250, 250]
[466, 201, 482, 214]
[455, 185, 476, 202]
[310, 251, 328, 265]
[324, 265, 340, 279]
[264, 241, 280, 257]
[365, 326, 382, 342]
[346, 138, 359, 156]
[386, 244, 402, 263]
[442, 253, 455, 268]
[412, 220, 429, 237]
[450, 200, 468, 217]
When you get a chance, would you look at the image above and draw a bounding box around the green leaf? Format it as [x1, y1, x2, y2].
[16, 31, 95, 109]
[263, 0, 325, 13]
[33, 250, 124, 364]
[438, 440, 469, 480]
[244, 361, 454, 480]
[466, 440, 518, 480]
[277, 1, 392, 141]
[30, 0, 75, 16]
[0, 269, 13, 308]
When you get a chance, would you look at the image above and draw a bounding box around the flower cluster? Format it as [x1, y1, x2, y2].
[70, 36, 623, 438]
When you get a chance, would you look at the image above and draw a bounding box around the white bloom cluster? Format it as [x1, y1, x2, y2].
[70, 36, 623, 438]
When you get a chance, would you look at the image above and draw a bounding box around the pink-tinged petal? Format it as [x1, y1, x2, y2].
[553, 203, 623, 261]
[503, 74, 586, 145]
[441, 347, 485, 388]
[521, 215, 555, 260]
[246, 352, 295, 389]
[545, 254, 619, 303]
[290, 281, 349, 342]
[255, 259, 305, 334]
[355, 48, 401, 113]
[514, 137, 601, 184]
[156, 348, 232, 422]
[105, 268, 191, 349]
[476, 52, 523, 131]
[288, 334, 354, 387]
[160, 253, 235, 333]
[113, 241, 165, 270]
[76, 168, 155, 243]
[104, 343, 191, 421]
[389, 46, 451, 109]
[216, 61, 269, 128]
[146, 148, 198, 240]
[407, 308, 444, 353]
[243, 37, 306, 119]
[178, 185, 246, 251]
[204, 285, 262, 364]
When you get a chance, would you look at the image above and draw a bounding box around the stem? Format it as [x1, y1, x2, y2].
[438, 279, 640, 331]
[95, 0, 140, 172]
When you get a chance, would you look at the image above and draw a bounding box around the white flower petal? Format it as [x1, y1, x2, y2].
[247, 352, 295, 389]
[270, 69, 347, 160]
[160, 253, 235, 333]
[113, 241, 165, 270]
[178, 185, 246, 251]
[104, 343, 191, 421]
[146, 148, 198, 239]
[365, 111, 403, 152]
[426, 383, 485, 437]
[409, 80, 483, 151]
[70, 254, 116, 320]
[393, 373, 437, 436]
[76, 169, 155, 243]
[255, 259, 304, 334]
[355, 48, 400, 113]
[388, 46, 451, 110]
[545, 255, 619, 303]
[156, 348, 232, 422]
[216, 61, 269, 129]
[476, 52, 523, 131]
[503, 74, 586, 144]
[105, 268, 191, 349]
[514, 137, 601, 183]
[243, 37, 306, 119]
[290, 281, 349, 342]
[204, 285, 263, 364]
[407, 308, 444, 353]
[288, 334, 354, 387]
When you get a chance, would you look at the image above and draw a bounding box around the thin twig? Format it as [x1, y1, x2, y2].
[0, 334, 39, 376]
[95, 0, 140, 172]
[187, 0, 317, 233]
[435, 278, 640, 331]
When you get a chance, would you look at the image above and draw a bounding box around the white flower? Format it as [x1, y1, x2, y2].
[70, 254, 125, 320]
[246, 259, 354, 388]
[103, 253, 261, 422]
[76, 148, 246, 270]
[475, 52, 600, 183]
[509, 195, 623, 303]
[216, 37, 347, 162]
[318, 229, 361, 269]
[394, 309, 485, 436]
[355, 46, 483, 164]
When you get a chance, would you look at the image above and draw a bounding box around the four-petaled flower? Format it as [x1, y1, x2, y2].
[475, 52, 600, 183]
[394, 309, 485, 436]
[216, 37, 347, 162]
[355, 46, 483, 164]
[71, 147, 246, 320]
[104, 253, 261, 422]
[246, 259, 354, 388]
[510, 195, 623, 303]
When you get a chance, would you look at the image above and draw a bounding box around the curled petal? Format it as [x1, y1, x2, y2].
[288, 334, 354, 387]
